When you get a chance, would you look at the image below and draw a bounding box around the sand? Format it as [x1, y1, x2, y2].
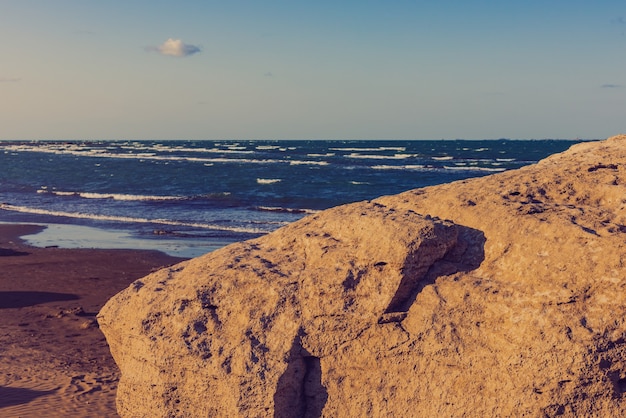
[0, 224, 186, 417]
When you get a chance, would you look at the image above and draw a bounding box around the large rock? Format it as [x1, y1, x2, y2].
[98, 135, 626, 417]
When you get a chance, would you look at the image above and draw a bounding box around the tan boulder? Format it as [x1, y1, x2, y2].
[98, 135, 626, 417]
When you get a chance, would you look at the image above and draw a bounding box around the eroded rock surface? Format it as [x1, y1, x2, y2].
[98, 135, 626, 417]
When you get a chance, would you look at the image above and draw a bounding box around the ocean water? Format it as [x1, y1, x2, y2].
[0, 139, 584, 257]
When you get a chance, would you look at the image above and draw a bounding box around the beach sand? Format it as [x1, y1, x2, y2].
[0, 224, 186, 417]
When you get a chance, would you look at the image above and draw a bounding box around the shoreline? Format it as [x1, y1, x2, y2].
[0, 220, 238, 258]
[0, 223, 186, 416]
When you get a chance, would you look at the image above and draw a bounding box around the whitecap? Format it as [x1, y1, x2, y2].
[256, 206, 319, 214]
[257, 178, 282, 185]
[345, 153, 414, 160]
[372, 165, 426, 170]
[0, 203, 268, 234]
[289, 160, 329, 166]
[39, 190, 183, 201]
[443, 166, 505, 172]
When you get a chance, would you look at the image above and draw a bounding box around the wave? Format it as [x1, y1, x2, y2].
[257, 178, 282, 185]
[157, 146, 255, 155]
[126, 143, 256, 155]
[370, 164, 505, 173]
[329, 147, 406, 152]
[379, 147, 406, 151]
[289, 160, 329, 166]
[256, 206, 319, 214]
[307, 153, 335, 157]
[2, 143, 335, 167]
[432, 156, 454, 161]
[37, 189, 233, 202]
[344, 153, 414, 160]
[0, 144, 299, 165]
[443, 166, 506, 172]
[372, 165, 426, 170]
[0, 203, 269, 234]
[37, 189, 184, 201]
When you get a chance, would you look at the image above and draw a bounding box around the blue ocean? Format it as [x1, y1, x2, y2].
[0, 139, 584, 257]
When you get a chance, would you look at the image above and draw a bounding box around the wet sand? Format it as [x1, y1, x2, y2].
[0, 224, 186, 417]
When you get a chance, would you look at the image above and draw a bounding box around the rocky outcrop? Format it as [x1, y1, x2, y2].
[98, 135, 626, 417]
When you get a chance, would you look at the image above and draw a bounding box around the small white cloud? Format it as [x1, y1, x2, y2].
[154, 38, 201, 57]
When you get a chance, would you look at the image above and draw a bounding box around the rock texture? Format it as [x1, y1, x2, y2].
[98, 135, 626, 417]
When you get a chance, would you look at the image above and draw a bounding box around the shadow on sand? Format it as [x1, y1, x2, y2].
[0, 291, 79, 309]
[0, 386, 58, 408]
[0, 248, 30, 257]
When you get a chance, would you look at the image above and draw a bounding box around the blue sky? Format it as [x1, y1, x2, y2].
[1, 1, 624, 140]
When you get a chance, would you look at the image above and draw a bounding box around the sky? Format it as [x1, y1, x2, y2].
[0, 0, 624, 140]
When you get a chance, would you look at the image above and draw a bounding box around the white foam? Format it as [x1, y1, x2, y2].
[443, 166, 506, 172]
[329, 147, 406, 152]
[0, 203, 267, 234]
[379, 147, 406, 151]
[257, 178, 282, 185]
[372, 165, 426, 170]
[257, 206, 319, 214]
[289, 160, 329, 166]
[0, 143, 326, 166]
[344, 153, 414, 160]
[38, 190, 183, 201]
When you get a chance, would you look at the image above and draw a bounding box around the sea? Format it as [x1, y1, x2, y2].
[0, 139, 586, 257]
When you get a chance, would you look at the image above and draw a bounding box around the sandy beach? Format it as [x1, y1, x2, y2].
[0, 224, 186, 417]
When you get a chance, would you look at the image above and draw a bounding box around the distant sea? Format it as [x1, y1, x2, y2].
[0, 139, 586, 257]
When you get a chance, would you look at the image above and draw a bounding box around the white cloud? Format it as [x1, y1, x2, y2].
[155, 38, 201, 57]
